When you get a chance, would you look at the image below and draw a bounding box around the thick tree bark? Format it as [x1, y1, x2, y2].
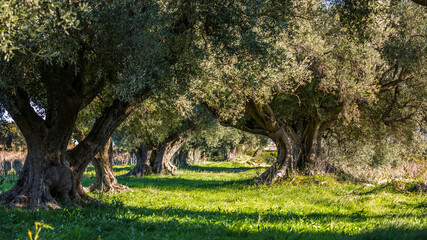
[254, 126, 301, 184]
[152, 136, 186, 175]
[87, 137, 130, 193]
[0, 87, 82, 208]
[174, 150, 188, 166]
[1, 84, 136, 208]
[173, 148, 202, 166]
[239, 101, 298, 184]
[0, 145, 77, 209]
[68, 99, 134, 200]
[208, 100, 342, 185]
[124, 145, 154, 177]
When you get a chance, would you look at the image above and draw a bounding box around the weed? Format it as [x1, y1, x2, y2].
[28, 222, 54, 240]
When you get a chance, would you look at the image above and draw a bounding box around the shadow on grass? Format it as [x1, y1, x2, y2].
[100, 203, 427, 240]
[82, 165, 260, 190]
[110, 164, 263, 191]
[86, 165, 136, 174]
[180, 165, 265, 173]
[2, 201, 425, 240]
[117, 175, 255, 190]
[112, 165, 136, 173]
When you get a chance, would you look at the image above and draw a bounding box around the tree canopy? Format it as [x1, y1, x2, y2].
[0, 0, 199, 208]
[193, 0, 426, 183]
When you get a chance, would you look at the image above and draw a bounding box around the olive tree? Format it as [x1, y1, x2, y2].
[116, 97, 197, 177]
[194, 0, 426, 184]
[0, 0, 195, 208]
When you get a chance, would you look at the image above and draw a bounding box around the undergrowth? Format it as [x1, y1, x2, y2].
[0, 161, 426, 240]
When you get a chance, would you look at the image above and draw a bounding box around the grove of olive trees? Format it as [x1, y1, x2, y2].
[0, 0, 425, 210]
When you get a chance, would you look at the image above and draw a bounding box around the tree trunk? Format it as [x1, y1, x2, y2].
[0, 89, 82, 208]
[252, 148, 262, 157]
[1, 91, 134, 208]
[296, 119, 322, 173]
[173, 148, 202, 166]
[210, 100, 336, 184]
[87, 137, 130, 193]
[254, 125, 301, 185]
[0, 144, 78, 209]
[1, 53, 141, 208]
[225, 146, 238, 161]
[124, 145, 154, 177]
[152, 136, 186, 175]
[68, 99, 134, 201]
[173, 150, 188, 166]
[188, 148, 201, 164]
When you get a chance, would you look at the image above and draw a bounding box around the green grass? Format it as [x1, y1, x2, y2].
[1, 161, 426, 240]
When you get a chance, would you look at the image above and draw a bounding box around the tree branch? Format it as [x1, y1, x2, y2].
[68, 99, 134, 168]
[379, 67, 406, 93]
[411, 0, 427, 7]
[3, 88, 47, 144]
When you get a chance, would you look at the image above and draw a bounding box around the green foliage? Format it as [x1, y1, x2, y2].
[184, 121, 269, 160]
[194, 0, 389, 125]
[1, 162, 427, 239]
[0, 0, 199, 126]
[254, 151, 277, 165]
[113, 97, 190, 151]
[0, 0, 85, 60]
[0, 121, 25, 149]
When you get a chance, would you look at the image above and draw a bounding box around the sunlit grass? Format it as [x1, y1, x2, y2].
[1, 161, 426, 239]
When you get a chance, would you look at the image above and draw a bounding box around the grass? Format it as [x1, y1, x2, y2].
[0, 161, 426, 240]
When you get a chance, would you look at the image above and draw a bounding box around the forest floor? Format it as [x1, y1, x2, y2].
[0, 161, 426, 240]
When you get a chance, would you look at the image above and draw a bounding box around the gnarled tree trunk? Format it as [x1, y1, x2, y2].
[174, 150, 188, 166]
[209, 100, 342, 185]
[0, 145, 77, 209]
[152, 136, 186, 175]
[254, 125, 301, 185]
[87, 137, 130, 193]
[188, 148, 202, 164]
[1, 86, 134, 208]
[69, 99, 134, 200]
[124, 136, 186, 177]
[173, 148, 202, 166]
[124, 145, 154, 177]
[0, 88, 82, 209]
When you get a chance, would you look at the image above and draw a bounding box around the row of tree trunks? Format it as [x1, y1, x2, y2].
[124, 136, 186, 177]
